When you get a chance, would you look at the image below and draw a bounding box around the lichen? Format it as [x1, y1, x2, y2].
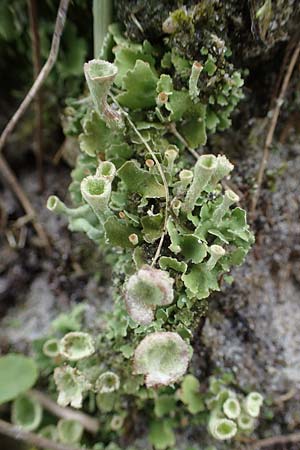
[43, 15, 261, 449]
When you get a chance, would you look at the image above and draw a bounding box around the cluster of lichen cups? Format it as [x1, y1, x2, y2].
[45, 22, 261, 447]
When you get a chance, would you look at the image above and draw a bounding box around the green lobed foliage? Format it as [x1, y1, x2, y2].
[0, 354, 38, 404]
[43, 21, 259, 447]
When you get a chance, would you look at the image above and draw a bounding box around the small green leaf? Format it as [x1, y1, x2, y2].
[182, 264, 219, 299]
[113, 40, 156, 87]
[165, 90, 190, 121]
[96, 392, 116, 413]
[118, 161, 165, 198]
[104, 216, 138, 248]
[159, 256, 187, 273]
[119, 344, 134, 359]
[149, 420, 175, 450]
[117, 60, 158, 109]
[180, 116, 207, 148]
[0, 354, 38, 404]
[154, 395, 177, 418]
[180, 235, 207, 264]
[208, 229, 229, 244]
[166, 217, 181, 254]
[157, 74, 173, 95]
[105, 143, 134, 168]
[171, 50, 191, 78]
[228, 247, 247, 266]
[204, 57, 217, 76]
[206, 108, 220, 131]
[179, 374, 205, 414]
[141, 213, 164, 243]
[79, 110, 122, 157]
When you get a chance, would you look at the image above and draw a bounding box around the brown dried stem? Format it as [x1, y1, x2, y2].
[31, 389, 99, 434]
[250, 40, 300, 217]
[0, 155, 50, 250]
[109, 93, 170, 267]
[0, 0, 70, 248]
[0, 418, 83, 450]
[28, 0, 44, 191]
[0, 0, 70, 153]
[249, 432, 300, 448]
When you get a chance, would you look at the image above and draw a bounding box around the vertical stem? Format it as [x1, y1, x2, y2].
[93, 0, 113, 58]
[28, 0, 44, 191]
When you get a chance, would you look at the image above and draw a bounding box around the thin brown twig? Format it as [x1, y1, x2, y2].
[0, 0, 70, 153]
[109, 93, 170, 267]
[0, 0, 70, 248]
[0, 154, 50, 250]
[28, 0, 45, 191]
[0, 418, 83, 450]
[250, 40, 300, 217]
[31, 389, 99, 434]
[270, 36, 298, 110]
[274, 387, 297, 405]
[249, 432, 300, 449]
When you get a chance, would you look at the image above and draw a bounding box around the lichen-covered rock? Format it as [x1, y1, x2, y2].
[116, 0, 300, 59]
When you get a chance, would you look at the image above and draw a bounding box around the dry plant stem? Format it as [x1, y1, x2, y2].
[0, 418, 83, 450]
[250, 432, 300, 448]
[250, 41, 300, 217]
[0, 155, 50, 250]
[274, 387, 297, 405]
[270, 35, 298, 109]
[93, 0, 113, 58]
[0, 0, 69, 248]
[28, 0, 44, 191]
[109, 93, 170, 266]
[31, 389, 99, 433]
[0, 0, 70, 153]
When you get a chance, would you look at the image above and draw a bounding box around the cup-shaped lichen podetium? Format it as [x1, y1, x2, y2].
[244, 392, 264, 418]
[237, 413, 255, 431]
[57, 419, 83, 444]
[60, 332, 95, 361]
[183, 154, 217, 213]
[223, 397, 241, 420]
[125, 266, 174, 325]
[84, 59, 122, 126]
[210, 155, 234, 187]
[133, 332, 191, 387]
[47, 195, 90, 218]
[206, 245, 226, 271]
[81, 175, 111, 221]
[96, 161, 116, 182]
[95, 371, 120, 394]
[11, 394, 42, 431]
[209, 416, 237, 441]
[189, 61, 202, 101]
[212, 188, 239, 224]
[42, 338, 60, 358]
[54, 366, 91, 409]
